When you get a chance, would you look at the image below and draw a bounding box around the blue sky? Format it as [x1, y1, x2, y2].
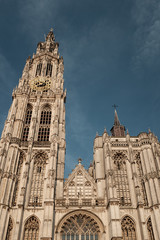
[0, 0, 160, 177]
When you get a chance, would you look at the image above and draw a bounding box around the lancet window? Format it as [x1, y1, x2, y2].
[12, 153, 23, 206]
[113, 152, 131, 206]
[121, 216, 136, 240]
[23, 216, 39, 240]
[28, 153, 47, 207]
[46, 63, 52, 77]
[35, 63, 42, 76]
[60, 214, 100, 240]
[38, 106, 52, 141]
[22, 105, 32, 141]
[135, 153, 148, 205]
[5, 217, 13, 240]
[147, 218, 155, 240]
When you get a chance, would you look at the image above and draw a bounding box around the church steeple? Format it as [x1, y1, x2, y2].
[110, 109, 125, 137]
[114, 109, 120, 126]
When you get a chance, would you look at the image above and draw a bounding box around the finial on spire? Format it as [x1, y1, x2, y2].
[78, 158, 82, 164]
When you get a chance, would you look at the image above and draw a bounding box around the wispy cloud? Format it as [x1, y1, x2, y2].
[132, 0, 160, 67]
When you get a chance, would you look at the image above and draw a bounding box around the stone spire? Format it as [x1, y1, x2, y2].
[110, 110, 125, 137]
[114, 109, 120, 126]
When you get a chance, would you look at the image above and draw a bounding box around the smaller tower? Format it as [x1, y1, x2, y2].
[110, 109, 125, 137]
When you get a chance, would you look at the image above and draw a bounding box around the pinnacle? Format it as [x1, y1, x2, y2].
[78, 158, 82, 164]
[45, 28, 55, 42]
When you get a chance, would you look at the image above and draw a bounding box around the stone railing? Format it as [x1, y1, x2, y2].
[111, 141, 128, 147]
[55, 198, 106, 207]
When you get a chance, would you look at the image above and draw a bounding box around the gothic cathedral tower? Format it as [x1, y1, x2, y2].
[0, 29, 66, 240]
[1, 29, 160, 240]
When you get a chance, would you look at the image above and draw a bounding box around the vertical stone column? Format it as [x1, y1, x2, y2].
[94, 136, 105, 198]
[0, 98, 18, 173]
[102, 134, 122, 240]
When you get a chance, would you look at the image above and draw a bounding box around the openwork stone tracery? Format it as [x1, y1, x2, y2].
[22, 104, 33, 141]
[5, 217, 13, 240]
[121, 216, 136, 240]
[134, 152, 148, 205]
[29, 152, 47, 207]
[38, 105, 52, 141]
[147, 218, 155, 240]
[60, 213, 100, 240]
[12, 152, 24, 206]
[64, 168, 95, 199]
[113, 152, 131, 206]
[23, 216, 39, 240]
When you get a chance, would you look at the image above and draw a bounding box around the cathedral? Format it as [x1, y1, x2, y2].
[0, 29, 160, 240]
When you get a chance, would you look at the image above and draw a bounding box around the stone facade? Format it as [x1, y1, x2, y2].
[0, 30, 160, 240]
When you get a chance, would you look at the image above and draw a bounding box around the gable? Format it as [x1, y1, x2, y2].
[64, 162, 96, 198]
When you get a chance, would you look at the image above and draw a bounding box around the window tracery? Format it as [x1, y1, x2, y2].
[22, 105, 32, 141]
[60, 214, 100, 240]
[113, 152, 131, 206]
[12, 152, 23, 206]
[121, 216, 136, 240]
[147, 218, 155, 240]
[36, 63, 42, 76]
[28, 153, 47, 207]
[38, 106, 51, 142]
[135, 153, 148, 205]
[46, 63, 52, 77]
[65, 170, 93, 198]
[23, 216, 39, 240]
[5, 217, 13, 240]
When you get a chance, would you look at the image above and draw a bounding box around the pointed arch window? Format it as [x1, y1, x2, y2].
[60, 214, 100, 240]
[36, 63, 42, 76]
[38, 106, 51, 142]
[22, 105, 32, 141]
[5, 217, 13, 240]
[12, 153, 23, 206]
[29, 153, 47, 207]
[46, 63, 52, 77]
[147, 218, 155, 240]
[135, 153, 148, 205]
[23, 216, 39, 240]
[113, 152, 131, 206]
[121, 216, 136, 240]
